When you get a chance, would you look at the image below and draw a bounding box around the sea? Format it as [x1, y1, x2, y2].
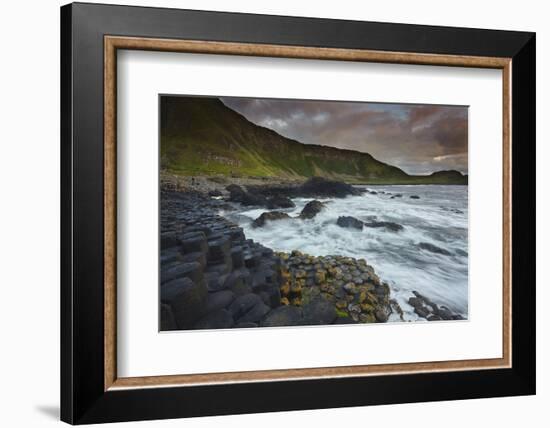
[223, 185, 468, 322]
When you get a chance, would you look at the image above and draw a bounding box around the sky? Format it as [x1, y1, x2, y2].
[221, 97, 468, 175]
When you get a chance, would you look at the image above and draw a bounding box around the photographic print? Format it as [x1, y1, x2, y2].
[160, 95, 468, 331]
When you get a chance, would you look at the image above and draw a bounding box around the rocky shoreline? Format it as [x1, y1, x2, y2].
[160, 174, 464, 330]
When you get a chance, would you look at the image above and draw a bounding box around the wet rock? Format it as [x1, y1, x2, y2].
[389, 299, 405, 321]
[260, 305, 303, 327]
[437, 306, 454, 320]
[205, 260, 232, 276]
[258, 287, 281, 308]
[336, 216, 364, 230]
[363, 221, 404, 232]
[236, 301, 271, 323]
[180, 251, 207, 269]
[302, 297, 337, 325]
[375, 308, 389, 322]
[226, 184, 267, 206]
[252, 211, 291, 228]
[179, 233, 208, 254]
[206, 290, 235, 313]
[224, 271, 252, 296]
[230, 247, 245, 269]
[244, 252, 262, 269]
[343, 282, 357, 294]
[160, 250, 179, 266]
[226, 184, 247, 201]
[160, 303, 177, 331]
[440, 206, 464, 214]
[418, 242, 452, 256]
[408, 291, 463, 321]
[334, 316, 358, 324]
[207, 237, 231, 262]
[297, 177, 361, 198]
[161, 277, 208, 329]
[208, 189, 223, 197]
[228, 293, 262, 320]
[161, 233, 178, 250]
[267, 195, 295, 209]
[161, 188, 395, 330]
[235, 322, 258, 328]
[161, 262, 203, 285]
[194, 309, 234, 329]
[299, 200, 326, 219]
[204, 272, 228, 292]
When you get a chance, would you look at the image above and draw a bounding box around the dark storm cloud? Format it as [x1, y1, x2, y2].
[221, 97, 468, 175]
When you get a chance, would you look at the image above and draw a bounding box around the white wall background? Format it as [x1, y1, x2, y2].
[0, 0, 545, 426]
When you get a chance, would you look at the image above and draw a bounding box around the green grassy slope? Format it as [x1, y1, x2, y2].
[160, 96, 467, 185]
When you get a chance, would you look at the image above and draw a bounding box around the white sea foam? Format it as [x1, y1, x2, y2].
[223, 185, 468, 321]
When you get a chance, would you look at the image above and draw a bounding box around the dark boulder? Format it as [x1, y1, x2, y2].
[194, 309, 234, 330]
[180, 251, 207, 269]
[161, 277, 208, 329]
[437, 306, 454, 320]
[224, 271, 252, 296]
[407, 290, 464, 321]
[226, 184, 267, 206]
[160, 250, 178, 266]
[297, 177, 360, 198]
[427, 314, 442, 321]
[208, 189, 223, 197]
[336, 216, 364, 230]
[334, 316, 358, 324]
[204, 272, 229, 292]
[206, 290, 235, 313]
[207, 236, 231, 262]
[230, 247, 245, 269]
[267, 195, 295, 209]
[235, 322, 258, 328]
[418, 242, 452, 256]
[302, 297, 337, 325]
[160, 303, 177, 331]
[258, 288, 282, 308]
[236, 302, 271, 324]
[374, 308, 389, 323]
[252, 211, 291, 228]
[228, 293, 262, 320]
[260, 305, 303, 327]
[161, 261, 203, 285]
[299, 200, 326, 219]
[410, 195, 420, 199]
[161, 233, 178, 250]
[179, 232, 208, 254]
[364, 221, 404, 232]
[408, 297, 430, 319]
[226, 184, 246, 201]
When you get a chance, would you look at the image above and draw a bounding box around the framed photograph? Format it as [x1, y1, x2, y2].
[60, 2, 535, 424]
